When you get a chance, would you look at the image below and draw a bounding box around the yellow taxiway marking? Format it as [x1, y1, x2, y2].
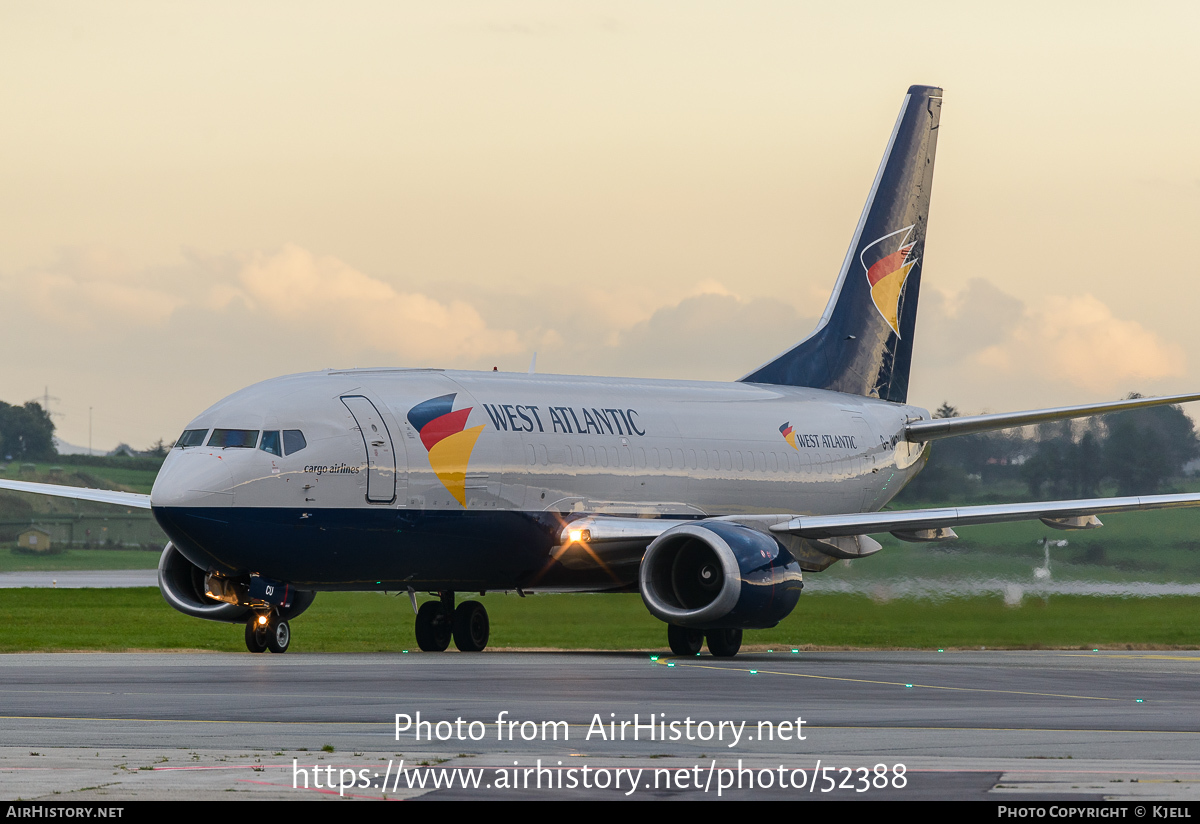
[655, 658, 1123, 701]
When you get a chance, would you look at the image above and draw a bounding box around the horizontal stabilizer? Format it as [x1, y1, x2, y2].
[905, 392, 1200, 442]
[0, 479, 151, 509]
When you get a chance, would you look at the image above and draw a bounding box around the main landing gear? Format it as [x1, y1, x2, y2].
[667, 624, 742, 658]
[245, 611, 290, 654]
[414, 592, 490, 652]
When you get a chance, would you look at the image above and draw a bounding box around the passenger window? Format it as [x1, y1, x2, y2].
[260, 431, 282, 456]
[282, 430, 307, 455]
[208, 429, 259, 448]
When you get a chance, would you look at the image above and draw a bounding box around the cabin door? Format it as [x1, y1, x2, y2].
[342, 395, 399, 504]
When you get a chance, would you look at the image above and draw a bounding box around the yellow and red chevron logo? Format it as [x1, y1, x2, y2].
[862, 225, 918, 337]
[407, 394, 485, 507]
[779, 422, 799, 450]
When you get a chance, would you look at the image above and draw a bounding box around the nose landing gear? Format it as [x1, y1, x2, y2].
[414, 592, 490, 652]
[245, 611, 291, 654]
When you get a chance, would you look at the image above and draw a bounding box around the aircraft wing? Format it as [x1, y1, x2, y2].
[561, 492, 1200, 547]
[769, 492, 1200, 539]
[0, 479, 152, 509]
[905, 391, 1200, 442]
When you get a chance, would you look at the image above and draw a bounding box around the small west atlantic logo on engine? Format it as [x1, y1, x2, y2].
[861, 225, 918, 337]
[407, 394, 485, 507]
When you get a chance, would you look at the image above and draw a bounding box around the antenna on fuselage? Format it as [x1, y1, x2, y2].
[528, 352, 537, 375]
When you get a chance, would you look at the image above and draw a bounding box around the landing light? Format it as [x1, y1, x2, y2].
[568, 529, 592, 544]
[257, 615, 268, 626]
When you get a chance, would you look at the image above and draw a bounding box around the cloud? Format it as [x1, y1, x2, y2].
[9, 247, 183, 328]
[2, 246, 1186, 447]
[976, 293, 1185, 391]
[3, 244, 526, 364]
[559, 290, 817, 380]
[913, 279, 1186, 407]
[231, 245, 524, 362]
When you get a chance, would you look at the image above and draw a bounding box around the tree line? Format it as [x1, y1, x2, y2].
[0, 401, 55, 461]
[898, 395, 1199, 502]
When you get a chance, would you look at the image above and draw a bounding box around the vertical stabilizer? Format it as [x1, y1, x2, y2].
[740, 85, 942, 403]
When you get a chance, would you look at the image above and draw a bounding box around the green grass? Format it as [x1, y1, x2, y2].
[822, 505, 1200, 585]
[0, 462, 159, 494]
[0, 549, 159, 572]
[0, 588, 1196, 653]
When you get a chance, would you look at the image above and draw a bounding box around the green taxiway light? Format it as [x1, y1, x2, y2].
[1136, 699, 1144, 703]
[650, 655, 659, 661]
[905, 684, 913, 688]
[749, 670, 758, 675]
[791, 649, 799, 654]
[667, 662, 675, 668]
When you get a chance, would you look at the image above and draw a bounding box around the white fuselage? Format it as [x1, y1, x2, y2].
[149, 368, 930, 590]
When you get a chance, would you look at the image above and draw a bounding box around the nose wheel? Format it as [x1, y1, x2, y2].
[245, 612, 290, 653]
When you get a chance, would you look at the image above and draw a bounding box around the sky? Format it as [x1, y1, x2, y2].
[1, 1, 1198, 450]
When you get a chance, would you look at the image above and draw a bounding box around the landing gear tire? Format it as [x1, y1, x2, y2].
[453, 601, 490, 652]
[266, 618, 290, 654]
[415, 601, 452, 652]
[667, 624, 704, 656]
[245, 618, 268, 653]
[706, 628, 742, 658]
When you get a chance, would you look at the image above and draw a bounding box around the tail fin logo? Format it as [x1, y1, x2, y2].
[407, 393, 485, 507]
[862, 225, 918, 337]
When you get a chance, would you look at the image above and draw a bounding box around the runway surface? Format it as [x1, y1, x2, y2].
[0, 570, 158, 588]
[2, 649, 1199, 801]
[4, 569, 1198, 599]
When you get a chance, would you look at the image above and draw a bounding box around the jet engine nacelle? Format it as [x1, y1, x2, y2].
[638, 522, 803, 630]
[157, 543, 315, 623]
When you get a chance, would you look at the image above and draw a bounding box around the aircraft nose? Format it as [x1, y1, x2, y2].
[151, 451, 236, 507]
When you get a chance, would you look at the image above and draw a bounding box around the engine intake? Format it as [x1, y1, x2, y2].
[158, 543, 315, 623]
[639, 522, 803, 630]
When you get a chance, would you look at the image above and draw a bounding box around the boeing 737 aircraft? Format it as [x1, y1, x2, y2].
[5, 85, 1200, 657]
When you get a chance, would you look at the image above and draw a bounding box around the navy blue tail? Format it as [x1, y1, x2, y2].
[740, 85, 942, 404]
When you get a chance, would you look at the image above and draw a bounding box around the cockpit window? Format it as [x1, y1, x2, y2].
[283, 430, 307, 455]
[207, 429, 260, 449]
[177, 429, 208, 448]
[260, 431, 282, 456]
